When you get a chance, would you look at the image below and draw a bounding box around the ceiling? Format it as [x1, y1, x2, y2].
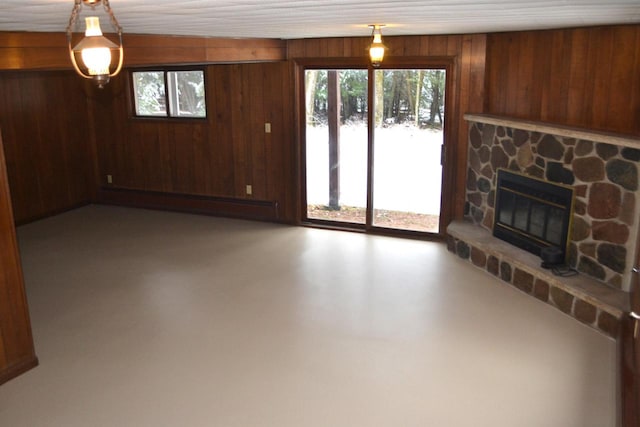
[1, 0, 639, 40]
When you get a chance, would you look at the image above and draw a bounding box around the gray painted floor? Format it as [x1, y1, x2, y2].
[0, 205, 617, 426]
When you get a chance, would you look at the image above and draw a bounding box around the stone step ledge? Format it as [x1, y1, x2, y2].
[447, 220, 629, 338]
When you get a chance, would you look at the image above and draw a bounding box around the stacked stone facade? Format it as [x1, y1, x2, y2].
[466, 122, 640, 291]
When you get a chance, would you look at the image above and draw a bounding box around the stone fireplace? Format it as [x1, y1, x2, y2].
[446, 114, 637, 337]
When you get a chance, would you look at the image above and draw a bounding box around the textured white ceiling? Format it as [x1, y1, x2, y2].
[0, 0, 639, 39]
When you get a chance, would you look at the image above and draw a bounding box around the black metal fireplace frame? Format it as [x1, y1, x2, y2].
[493, 169, 575, 262]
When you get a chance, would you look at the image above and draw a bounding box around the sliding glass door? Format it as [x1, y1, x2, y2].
[303, 66, 446, 235]
[305, 69, 368, 224]
[372, 69, 444, 232]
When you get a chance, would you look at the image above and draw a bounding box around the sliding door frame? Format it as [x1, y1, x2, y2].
[295, 57, 456, 239]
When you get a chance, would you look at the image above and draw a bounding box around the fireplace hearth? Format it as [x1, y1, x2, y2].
[493, 169, 574, 262]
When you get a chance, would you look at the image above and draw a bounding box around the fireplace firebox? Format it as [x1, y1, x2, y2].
[493, 169, 574, 262]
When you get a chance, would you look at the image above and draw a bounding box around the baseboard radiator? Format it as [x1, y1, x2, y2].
[97, 188, 280, 222]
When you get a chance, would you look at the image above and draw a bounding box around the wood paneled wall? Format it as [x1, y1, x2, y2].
[4, 25, 640, 227]
[93, 62, 296, 222]
[288, 34, 487, 220]
[485, 25, 640, 135]
[0, 129, 38, 385]
[0, 70, 95, 224]
[95, 34, 487, 224]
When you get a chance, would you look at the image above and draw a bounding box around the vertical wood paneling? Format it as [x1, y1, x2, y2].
[589, 27, 615, 130]
[419, 36, 430, 55]
[548, 30, 572, 120]
[94, 61, 297, 222]
[0, 71, 94, 224]
[327, 38, 344, 57]
[428, 36, 448, 56]
[279, 62, 296, 220]
[486, 25, 640, 135]
[402, 36, 422, 56]
[535, 31, 553, 119]
[566, 28, 590, 125]
[514, 33, 535, 117]
[232, 65, 249, 197]
[192, 119, 212, 195]
[0, 129, 38, 385]
[286, 40, 304, 59]
[267, 62, 287, 211]
[608, 26, 636, 131]
[504, 35, 521, 116]
[208, 65, 233, 195]
[251, 64, 267, 199]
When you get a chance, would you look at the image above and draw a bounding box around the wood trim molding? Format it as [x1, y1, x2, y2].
[0, 356, 39, 386]
[0, 32, 287, 71]
[124, 34, 286, 66]
[97, 188, 280, 222]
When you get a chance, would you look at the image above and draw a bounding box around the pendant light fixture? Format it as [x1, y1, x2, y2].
[368, 24, 387, 67]
[66, 0, 124, 88]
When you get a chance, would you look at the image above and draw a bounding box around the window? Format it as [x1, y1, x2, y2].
[132, 70, 206, 118]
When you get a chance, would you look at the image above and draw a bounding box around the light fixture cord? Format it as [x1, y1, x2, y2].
[66, 0, 83, 34]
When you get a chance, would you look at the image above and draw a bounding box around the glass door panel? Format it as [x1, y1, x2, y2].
[305, 69, 368, 224]
[372, 69, 444, 233]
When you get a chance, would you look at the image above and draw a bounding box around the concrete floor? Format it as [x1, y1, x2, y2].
[0, 205, 617, 426]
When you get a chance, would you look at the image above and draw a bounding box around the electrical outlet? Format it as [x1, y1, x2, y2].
[107, 174, 113, 184]
[246, 184, 253, 195]
[265, 123, 271, 134]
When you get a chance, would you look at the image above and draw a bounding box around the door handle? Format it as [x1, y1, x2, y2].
[631, 312, 640, 338]
[629, 268, 640, 337]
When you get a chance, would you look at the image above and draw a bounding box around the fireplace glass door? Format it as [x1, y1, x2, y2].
[494, 169, 574, 258]
[498, 190, 565, 247]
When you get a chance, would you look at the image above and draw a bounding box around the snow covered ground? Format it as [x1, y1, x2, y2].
[306, 123, 443, 215]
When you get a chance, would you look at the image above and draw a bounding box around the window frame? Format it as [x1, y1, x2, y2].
[129, 67, 208, 121]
